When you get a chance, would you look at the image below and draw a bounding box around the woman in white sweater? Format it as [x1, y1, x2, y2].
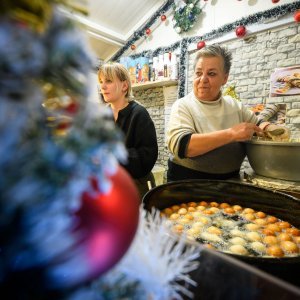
[167, 44, 262, 181]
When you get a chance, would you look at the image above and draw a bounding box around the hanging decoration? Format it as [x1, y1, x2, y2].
[145, 28, 151, 35]
[272, 0, 280, 3]
[130, 44, 136, 50]
[161, 14, 167, 21]
[235, 25, 247, 38]
[172, 0, 202, 33]
[178, 38, 189, 98]
[112, 1, 300, 62]
[197, 40, 206, 49]
[294, 10, 300, 23]
[110, 1, 300, 99]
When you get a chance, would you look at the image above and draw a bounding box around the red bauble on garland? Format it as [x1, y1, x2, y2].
[272, 0, 280, 3]
[145, 28, 151, 35]
[197, 41, 206, 50]
[235, 25, 246, 38]
[68, 166, 140, 286]
[161, 14, 167, 21]
[131, 44, 136, 50]
[294, 11, 300, 23]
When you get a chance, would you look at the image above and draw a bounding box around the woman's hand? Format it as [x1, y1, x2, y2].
[229, 122, 262, 141]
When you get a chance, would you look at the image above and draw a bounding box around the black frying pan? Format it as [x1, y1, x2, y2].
[142, 179, 300, 287]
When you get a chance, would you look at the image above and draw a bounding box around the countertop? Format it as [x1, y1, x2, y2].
[240, 161, 300, 199]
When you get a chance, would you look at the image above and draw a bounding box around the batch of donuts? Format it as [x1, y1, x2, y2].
[161, 200, 300, 258]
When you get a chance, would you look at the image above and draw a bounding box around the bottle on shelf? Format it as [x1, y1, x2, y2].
[170, 52, 178, 80]
[148, 57, 153, 82]
[168, 52, 172, 79]
[157, 54, 164, 80]
[163, 52, 171, 79]
[152, 56, 159, 81]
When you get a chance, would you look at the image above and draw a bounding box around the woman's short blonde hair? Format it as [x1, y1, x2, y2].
[98, 62, 133, 99]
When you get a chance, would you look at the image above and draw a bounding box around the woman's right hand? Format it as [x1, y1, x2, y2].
[229, 122, 262, 141]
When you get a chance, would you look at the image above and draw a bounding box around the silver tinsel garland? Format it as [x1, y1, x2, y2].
[112, 1, 300, 99]
[92, 208, 201, 300]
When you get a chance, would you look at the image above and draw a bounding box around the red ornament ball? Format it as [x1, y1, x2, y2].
[145, 28, 151, 35]
[131, 44, 136, 50]
[64, 101, 79, 114]
[294, 11, 300, 23]
[197, 41, 206, 50]
[235, 25, 246, 38]
[67, 166, 140, 286]
[161, 14, 167, 21]
[272, 0, 280, 3]
[56, 120, 72, 131]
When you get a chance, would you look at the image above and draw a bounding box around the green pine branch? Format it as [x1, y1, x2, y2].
[172, 0, 202, 33]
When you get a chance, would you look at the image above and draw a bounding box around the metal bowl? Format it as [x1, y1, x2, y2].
[245, 140, 300, 181]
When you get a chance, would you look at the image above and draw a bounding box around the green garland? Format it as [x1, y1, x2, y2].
[172, 0, 201, 33]
[112, 2, 300, 99]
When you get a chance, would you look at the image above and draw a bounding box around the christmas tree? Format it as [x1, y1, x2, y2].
[0, 0, 140, 298]
[0, 1, 200, 299]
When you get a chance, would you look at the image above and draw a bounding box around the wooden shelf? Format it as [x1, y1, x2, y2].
[132, 79, 178, 91]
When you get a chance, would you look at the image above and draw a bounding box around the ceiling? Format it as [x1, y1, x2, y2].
[63, 0, 166, 62]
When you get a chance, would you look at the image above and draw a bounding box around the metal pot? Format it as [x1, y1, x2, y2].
[245, 140, 300, 181]
[143, 180, 300, 287]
